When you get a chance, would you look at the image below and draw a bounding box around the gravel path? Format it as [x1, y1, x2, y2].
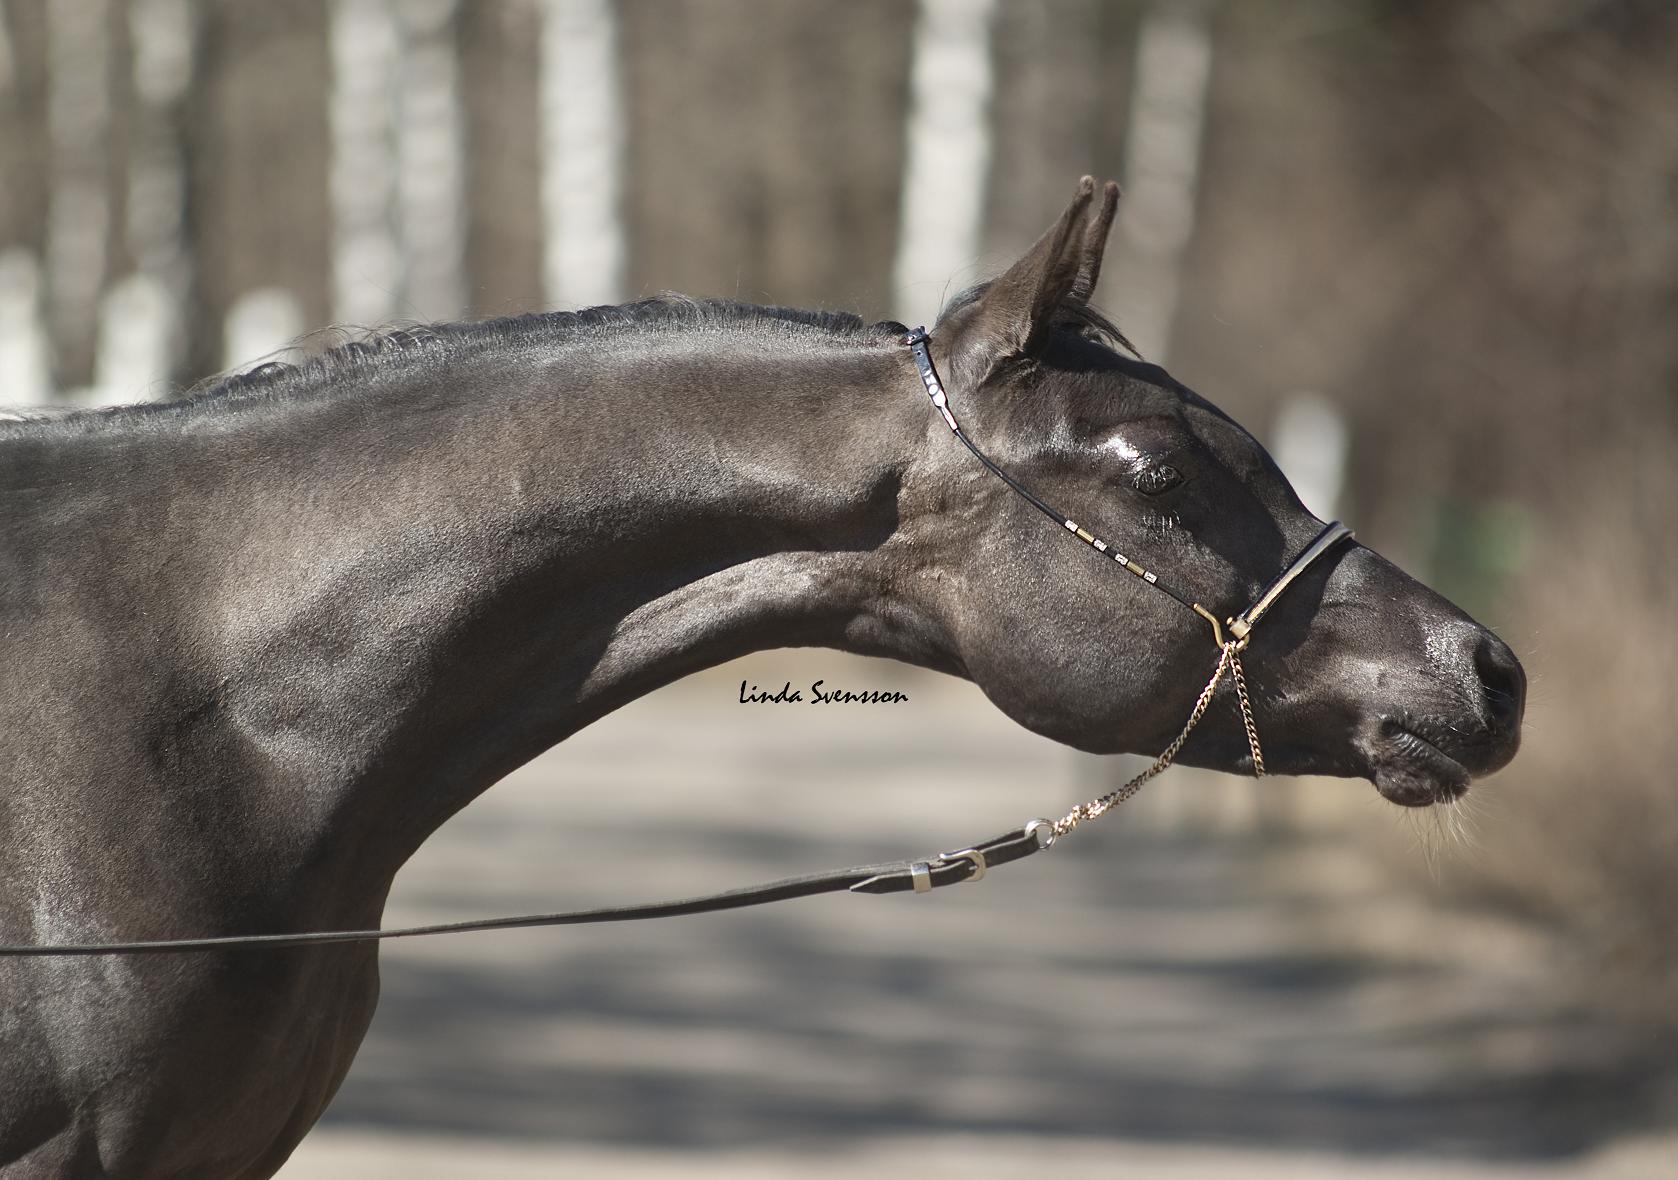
[277, 658, 1675, 1178]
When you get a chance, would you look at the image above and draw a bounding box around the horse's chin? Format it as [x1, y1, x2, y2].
[1370, 725, 1472, 808]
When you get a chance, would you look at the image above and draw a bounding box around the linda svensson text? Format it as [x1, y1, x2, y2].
[740, 680, 909, 705]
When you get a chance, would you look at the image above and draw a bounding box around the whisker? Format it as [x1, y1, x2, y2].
[1429, 805, 1450, 872]
[1456, 787, 1486, 851]
[1402, 807, 1443, 880]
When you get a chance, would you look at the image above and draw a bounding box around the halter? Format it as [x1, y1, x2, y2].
[903, 326, 1353, 838]
[0, 331, 1353, 957]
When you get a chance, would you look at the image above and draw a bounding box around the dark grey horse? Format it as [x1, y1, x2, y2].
[0, 180, 1522, 1177]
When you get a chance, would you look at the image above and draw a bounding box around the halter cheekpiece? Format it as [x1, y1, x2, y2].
[903, 325, 1354, 837]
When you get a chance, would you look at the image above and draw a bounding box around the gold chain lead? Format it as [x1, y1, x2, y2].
[1051, 641, 1266, 839]
[1229, 647, 1265, 777]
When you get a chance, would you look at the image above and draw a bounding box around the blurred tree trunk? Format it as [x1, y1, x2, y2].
[459, 2, 542, 319]
[0, 2, 49, 268]
[985, 0, 1137, 263]
[617, 0, 910, 318]
[188, 0, 330, 376]
[1180, 0, 1676, 550]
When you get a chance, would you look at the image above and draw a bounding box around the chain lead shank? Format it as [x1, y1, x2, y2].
[1052, 641, 1264, 838]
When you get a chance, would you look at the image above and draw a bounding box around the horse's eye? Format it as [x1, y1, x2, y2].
[1132, 464, 1182, 496]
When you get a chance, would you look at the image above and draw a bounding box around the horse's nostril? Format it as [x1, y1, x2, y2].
[1473, 632, 1526, 734]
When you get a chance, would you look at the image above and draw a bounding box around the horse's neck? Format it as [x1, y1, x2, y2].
[193, 328, 929, 878]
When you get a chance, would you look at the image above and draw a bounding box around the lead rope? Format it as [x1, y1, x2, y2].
[1051, 640, 1263, 840]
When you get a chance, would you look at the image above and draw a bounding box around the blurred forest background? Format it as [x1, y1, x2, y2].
[1, 0, 1674, 1175]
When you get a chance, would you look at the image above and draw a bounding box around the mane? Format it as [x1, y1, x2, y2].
[0, 296, 903, 438]
[0, 289, 1139, 441]
[0, 407, 77, 424]
[185, 296, 895, 409]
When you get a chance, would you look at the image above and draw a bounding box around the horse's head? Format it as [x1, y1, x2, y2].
[899, 179, 1523, 807]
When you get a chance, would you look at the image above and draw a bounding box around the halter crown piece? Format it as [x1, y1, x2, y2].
[903, 326, 1354, 839]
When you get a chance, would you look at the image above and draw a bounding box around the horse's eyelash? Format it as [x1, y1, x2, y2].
[1140, 510, 1182, 535]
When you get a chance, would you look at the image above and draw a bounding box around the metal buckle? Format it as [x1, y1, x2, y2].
[938, 848, 987, 883]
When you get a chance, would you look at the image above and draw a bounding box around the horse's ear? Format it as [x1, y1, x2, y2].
[939, 177, 1120, 386]
[1070, 178, 1119, 305]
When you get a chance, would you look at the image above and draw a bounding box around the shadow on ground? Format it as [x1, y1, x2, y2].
[319, 812, 1671, 1160]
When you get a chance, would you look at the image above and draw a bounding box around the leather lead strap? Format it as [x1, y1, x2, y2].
[0, 826, 1053, 956]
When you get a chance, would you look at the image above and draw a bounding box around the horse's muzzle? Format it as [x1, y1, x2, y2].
[1368, 629, 1525, 807]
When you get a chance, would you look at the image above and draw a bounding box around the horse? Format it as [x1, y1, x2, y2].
[0, 179, 1524, 1177]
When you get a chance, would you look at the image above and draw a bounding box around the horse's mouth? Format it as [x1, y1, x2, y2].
[1370, 722, 1471, 808]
